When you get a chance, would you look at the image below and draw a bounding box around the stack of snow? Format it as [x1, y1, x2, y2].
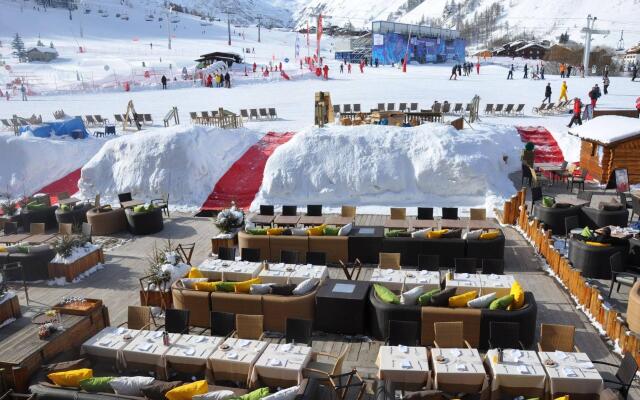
[0, 135, 104, 198]
[252, 123, 523, 214]
[77, 125, 264, 208]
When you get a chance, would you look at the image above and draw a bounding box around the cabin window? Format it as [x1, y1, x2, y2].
[597, 146, 604, 164]
[590, 143, 598, 157]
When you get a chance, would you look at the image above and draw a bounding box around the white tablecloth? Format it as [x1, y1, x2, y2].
[371, 269, 440, 291]
[197, 258, 263, 281]
[376, 346, 431, 387]
[539, 351, 604, 397]
[164, 334, 222, 365]
[251, 343, 311, 386]
[121, 330, 180, 368]
[431, 348, 487, 392]
[210, 338, 267, 382]
[486, 349, 546, 400]
[479, 274, 515, 297]
[446, 273, 483, 294]
[81, 327, 141, 359]
[259, 263, 327, 285]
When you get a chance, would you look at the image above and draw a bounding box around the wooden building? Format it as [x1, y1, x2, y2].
[569, 116, 640, 185]
[25, 46, 58, 62]
[514, 43, 547, 60]
[195, 52, 243, 67]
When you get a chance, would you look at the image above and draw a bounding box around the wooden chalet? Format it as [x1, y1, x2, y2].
[195, 52, 243, 67]
[569, 115, 640, 185]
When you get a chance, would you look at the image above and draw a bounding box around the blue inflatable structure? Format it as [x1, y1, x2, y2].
[18, 117, 89, 139]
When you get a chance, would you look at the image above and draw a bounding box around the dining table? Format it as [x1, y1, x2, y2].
[250, 343, 311, 387]
[376, 345, 431, 391]
[196, 258, 263, 282]
[210, 337, 268, 383]
[370, 269, 440, 291]
[259, 263, 328, 285]
[431, 347, 488, 394]
[486, 348, 547, 400]
[539, 351, 604, 400]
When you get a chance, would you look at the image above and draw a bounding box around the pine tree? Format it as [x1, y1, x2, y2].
[50, 41, 54, 48]
[11, 33, 26, 62]
[37, 39, 44, 47]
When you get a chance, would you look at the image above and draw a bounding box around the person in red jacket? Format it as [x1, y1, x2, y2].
[359, 60, 364, 73]
[347, 63, 352, 73]
[568, 97, 583, 127]
[323, 64, 329, 80]
[252, 62, 256, 73]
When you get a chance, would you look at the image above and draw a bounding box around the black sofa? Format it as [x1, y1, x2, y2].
[465, 236, 506, 267]
[125, 208, 164, 235]
[568, 238, 629, 279]
[20, 206, 59, 230]
[0, 248, 56, 281]
[368, 288, 421, 340]
[580, 206, 629, 230]
[478, 291, 537, 349]
[55, 203, 92, 226]
[532, 204, 580, 234]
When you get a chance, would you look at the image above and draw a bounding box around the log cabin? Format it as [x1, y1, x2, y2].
[569, 115, 640, 185]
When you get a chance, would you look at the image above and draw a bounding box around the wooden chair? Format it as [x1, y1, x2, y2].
[176, 242, 195, 264]
[389, 207, 406, 220]
[30, 223, 45, 235]
[304, 344, 350, 379]
[58, 223, 73, 236]
[538, 323, 578, 352]
[339, 259, 362, 281]
[341, 205, 356, 219]
[469, 208, 486, 220]
[151, 193, 170, 217]
[328, 369, 366, 400]
[235, 314, 264, 340]
[119, 305, 152, 330]
[434, 321, 472, 348]
[378, 252, 401, 270]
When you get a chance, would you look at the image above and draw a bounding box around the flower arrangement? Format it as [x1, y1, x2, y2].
[145, 240, 178, 288]
[39, 322, 57, 339]
[214, 202, 244, 234]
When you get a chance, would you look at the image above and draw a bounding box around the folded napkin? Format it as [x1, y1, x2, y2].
[183, 347, 196, 356]
[227, 352, 238, 360]
[449, 349, 462, 357]
[489, 274, 498, 280]
[238, 340, 250, 347]
[510, 349, 523, 359]
[418, 278, 427, 283]
[233, 268, 242, 272]
[153, 331, 164, 339]
[401, 360, 413, 369]
[554, 351, 568, 360]
[195, 336, 207, 343]
[116, 327, 126, 335]
[579, 361, 595, 369]
[382, 276, 392, 281]
[563, 368, 578, 377]
[518, 365, 530, 374]
[456, 364, 468, 371]
[137, 342, 153, 352]
[281, 343, 293, 352]
[383, 269, 394, 275]
[461, 273, 470, 279]
[99, 339, 112, 346]
[398, 345, 409, 354]
[269, 359, 282, 367]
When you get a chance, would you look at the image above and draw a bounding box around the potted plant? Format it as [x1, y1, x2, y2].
[213, 201, 245, 235]
[521, 142, 535, 167]
[48, 234, 103, 282]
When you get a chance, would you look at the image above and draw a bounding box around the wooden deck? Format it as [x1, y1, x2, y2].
[9, 212, 637, 397]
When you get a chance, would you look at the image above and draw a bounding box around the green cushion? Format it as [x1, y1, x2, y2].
[79, 377, 115, 393]
[542, 196, 555, 208]
[323, 226, 340, 236]
[581, 226, 593, 238]
[133, 205, 146, 213]
[146, 204, 155, 211]
[246, 228, 267, 235]
[16, 246, 29, 254]
[385, 230, 411, 238]
[216, 282, 236, 293]
[373, 283, 399, 304]
[27, 202, 46, 210]
[418, 289, 441, 306]
[489, 294, 514, 310]
[59, 204, 71, 212]
[237, 387, 269, 400]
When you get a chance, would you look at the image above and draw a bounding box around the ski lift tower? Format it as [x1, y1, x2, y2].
[166, 6, 173, 50]
[581, 15, 609, 76]
[617, 30, 625, 52]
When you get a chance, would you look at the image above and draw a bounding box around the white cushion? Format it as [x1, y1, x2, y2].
[467, 292, 497, 308]
[109, 376, 155, 396]
[338, 223, 352, 236]
[193, 390, 236, 400]
[292, 278, 318, 295]
[290, 228, 308, 236]
[250, 283, 273, 295]
[463, 229, 483, 240]
[262, 386, 299, 400]
[411, 228, 431, 238]
[179, 278, 208, 289]
[401, 285, 427, 305]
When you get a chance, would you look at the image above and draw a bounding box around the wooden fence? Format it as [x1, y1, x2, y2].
[500, 187, 640, 364]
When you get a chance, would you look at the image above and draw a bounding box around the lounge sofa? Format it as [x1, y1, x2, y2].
[369, 289, 537, 349]
[580, 206, 629, 230]
[237, 231, 349, 263]
[0, 247, 56, 281]
[20, 205, 59, 230]
[532, 204, 580, 234]
[568, 238, 629, 279]
[466, 236, 506, 267]
[171, 283, 317, 333]
[86, 208, 127, 236]
[125, 208, 164, 235]
[55, 203, 92, 226]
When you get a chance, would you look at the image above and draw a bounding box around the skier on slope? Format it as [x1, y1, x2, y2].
[543, 83, 552, 104]
[507, 64, 514, 80]
[449, 64, 457, 80]
[161, 75, 167, 89]
[323, 64, 329, 80]
[567, 97, 583, 127]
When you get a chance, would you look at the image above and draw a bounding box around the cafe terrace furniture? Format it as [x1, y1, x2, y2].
[210, 337, 267, 383]
[430, 348, 488, 394]
[47, 247, 105, 282]
[125, 207, 164, 235]
[315, 279, 370, 335]
[258, 263, 328, 285]
[238, 231, 348, 264]
[164, 334, 223, 377]
[568, 239, 629, 279]
[171, 284, 317, 332]
[0, 247, 56, 281]
[580, 206, 629, 229]
[0, 291, 21, 326]
[370, 269, 440, 292]
[348, 226, 385, 263]
[196, 259, 263, 281]
[54, 203, 92, 226]
[486, 349, 546, 400]
[86, 208, 127, 236]
[250, 343, 311, 387]
[539, 351, 604, 400]
[19, 206, 58, 231]
[532, 204, 581, 234]
[376, 346, 431, 391]
[627, 282, 640, 334]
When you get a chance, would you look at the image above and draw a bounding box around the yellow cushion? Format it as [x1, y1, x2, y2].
[48, 368, 93, 388]
[188, 267, 204, 278]
[554, 396, 569, 400]
[267, 227, 285, 236]
[234, 277, 262, 294]
[585, 241, 611, 247]
[509, 280, 525, 310]
[0, 246, 7, 253]
[194, 281, 220, 292]
[307, 224, 325, 236]
[165, 380, 208, 400]
[479, 230, 500, 240]
[427, 229, 448, 239]
[448, 290, 477, 308]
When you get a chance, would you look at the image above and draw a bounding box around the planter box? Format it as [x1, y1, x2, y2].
[0, 293, 21, 325]
[52, 298, 103, 316]
[139, 290, 172, 309]
[48, 248, 104, 282]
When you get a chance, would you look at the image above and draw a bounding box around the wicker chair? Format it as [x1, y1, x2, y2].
[119, 305, 152, 330]
[30, 223, 45, 234]
[304, 344, 350, 379]
[537, 323, 578, 352]
[235, 314, 264, 340]
[389, 207, 406, 220]
[341, 205, 356, 218]
[470, 208, 486, 220]
[378, 252, 401, 270]
[434, 321, 472, 349]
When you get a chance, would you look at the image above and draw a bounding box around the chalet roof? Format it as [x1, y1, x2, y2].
[515, 43, 546, 52]
[27, 46, 58, 54]
[569, 116, 640, 145]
